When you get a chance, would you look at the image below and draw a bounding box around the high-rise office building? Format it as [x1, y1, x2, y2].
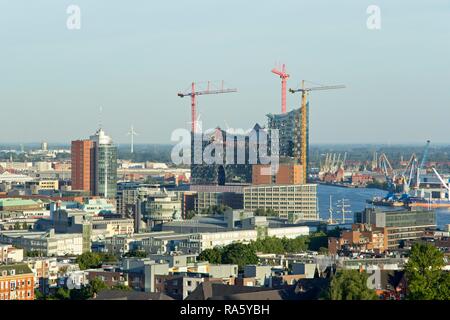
[71, 140, 94, 192]
[71, 128, 117, 199]
[90, 128, 118, 199]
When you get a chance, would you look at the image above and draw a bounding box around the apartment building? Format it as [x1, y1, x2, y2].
[0, 230, 84, 256]
[328, 223, 388, 254]
[0, 264, 34, 300]
[243, 184, 318, 220]
[0, 244, 23, 264]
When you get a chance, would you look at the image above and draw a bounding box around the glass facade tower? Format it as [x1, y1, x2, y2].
[90, 129, 118, 198]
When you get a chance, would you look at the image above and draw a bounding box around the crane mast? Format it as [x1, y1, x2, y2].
[289, 82, 345, 183]
[178, 81, 237, 133]
[271, 64, 290, 114]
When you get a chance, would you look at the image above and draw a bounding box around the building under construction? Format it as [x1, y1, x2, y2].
[190, 124, 266, 185]
[190, 108, 307, 186]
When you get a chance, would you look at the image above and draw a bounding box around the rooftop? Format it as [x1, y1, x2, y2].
[0, 263, 33, 276]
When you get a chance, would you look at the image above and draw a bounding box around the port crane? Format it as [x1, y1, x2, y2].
[416, 140, 431, 189]
[271, 64, 290, 114]
[289, 81, 346, 183]
[431, 167, 450, 200]
[400, 140, 431, 196]
[402, 153, 418, 194]
[178, 81, 237, 133]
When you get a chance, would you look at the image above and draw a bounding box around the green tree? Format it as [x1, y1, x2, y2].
[34, 289, 45, 300]
[198, 248, 222, 264]
[113, 283, 132, 291]
[69, 286, 92, 300]
[123, 249, 148, 258]
[405, 243, 449, 300]
[14, 222, 21, 230]
[76, 252, 102, 270]
[324, 270, 378, 300]
[89, 277, 108, 295]
[54, 288, 71, 300]
[76, 252, 117, 270]
[222, 243, 258, 271]
[308, 231, 328, 251]
[22, 222, 28, 230]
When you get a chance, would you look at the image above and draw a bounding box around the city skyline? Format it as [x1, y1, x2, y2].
[1, 1, 449, 144]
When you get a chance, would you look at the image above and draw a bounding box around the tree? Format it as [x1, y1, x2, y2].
[308, 231, 328, 251]
[405, 243, 449, 300]
[34, 289, 45, 300]
[324, 270, 378, 300]
[76, 252, 102, 270]
[69, 286, 92, 300]
[254, 208, 278, 217]
[14, 222, 21, 230]
[76, 252, 117, 270]
[22, 222, 28, 230]
[89, 278, 108, 295]
[54, 288, 70, 300]
[123, 250, 147, 258]
[113, 284, 132, 291]
[222, 243, 258, 271]
[198, 248, 223, 264]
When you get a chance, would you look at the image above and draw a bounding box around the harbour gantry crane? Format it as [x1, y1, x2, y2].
[271, 64, 290, 114]
[289, 81, 346, 183]
[178, 81, 237, 133]
[431, 167, 450, 200]
[416, 140, 431, 189]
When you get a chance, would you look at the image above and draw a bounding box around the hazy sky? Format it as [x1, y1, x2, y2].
[0, 1, 449, 144]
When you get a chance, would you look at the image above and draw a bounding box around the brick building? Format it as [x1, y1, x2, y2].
[0, 264, 34, 300]
[252, 164, 304, 185]
[71, 140, 94, 193]
[328, 223, 388, 255]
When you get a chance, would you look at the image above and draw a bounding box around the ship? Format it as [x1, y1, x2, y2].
[406, 197, 450, 209]
[367, 196, 405, 207]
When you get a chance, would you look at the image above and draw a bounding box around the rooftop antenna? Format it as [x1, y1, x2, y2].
[99, 106, 103, 130]
[127, 125, 139, 154]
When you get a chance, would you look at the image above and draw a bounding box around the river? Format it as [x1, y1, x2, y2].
[317, 184, 450, 230]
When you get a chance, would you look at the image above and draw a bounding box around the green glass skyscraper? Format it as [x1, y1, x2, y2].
[90, 128, 118, 199]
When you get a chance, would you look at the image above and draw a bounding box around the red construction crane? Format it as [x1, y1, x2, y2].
[271, 64, 290, 114]
[178, 81, 237, 133]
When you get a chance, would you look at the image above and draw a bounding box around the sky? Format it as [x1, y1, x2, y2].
[0, 0, 449, 145]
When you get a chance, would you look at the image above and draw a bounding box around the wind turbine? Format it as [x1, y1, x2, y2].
[127, 125, 139, 153]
